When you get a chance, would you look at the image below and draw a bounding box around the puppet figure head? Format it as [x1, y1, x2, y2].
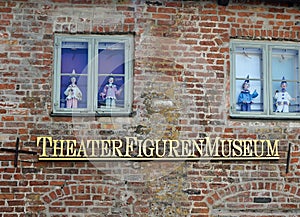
[242, 75, 250, 90]
[281, 76, 287, 91]
[108, 77, 114, 84]
[71, 77, 76, 84]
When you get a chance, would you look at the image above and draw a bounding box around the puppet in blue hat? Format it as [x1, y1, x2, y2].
[238, 75, 259, 111]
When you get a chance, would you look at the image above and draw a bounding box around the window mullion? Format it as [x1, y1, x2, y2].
[297, 48, 300, 112]
[127, 38, 134, 111]
[265, 44, 271, 116]
[124, 39, 130, 110]
[89, 38, 95, 113]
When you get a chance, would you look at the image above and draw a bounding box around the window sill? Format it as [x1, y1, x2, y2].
[230, 112, 300, 120]
[50, 111, 134, 117]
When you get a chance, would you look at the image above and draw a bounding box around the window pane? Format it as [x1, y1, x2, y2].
[60, 75, 87, 109]
[235, 48, 262, 79]
[234, 47, 263, 112]
[98, 42, 125, 75]
[98, 76, 125, 109]
[61, 42, 88, 75]
[272, 48, 299, 113]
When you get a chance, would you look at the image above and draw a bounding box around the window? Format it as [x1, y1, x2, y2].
[52, 34, 134, 116]
[230, 40, 300, 119]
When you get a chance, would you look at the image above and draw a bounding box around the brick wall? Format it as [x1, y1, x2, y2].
[1, 0, 300, 216]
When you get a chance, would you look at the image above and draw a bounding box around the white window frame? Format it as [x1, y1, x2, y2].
[52, 34, 134, 116]
[230, 39, 300, 119]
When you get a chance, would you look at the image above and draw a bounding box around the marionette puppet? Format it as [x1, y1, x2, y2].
[64, 69, 83, 108]
[274, 76, 295, 112]
[100, 77, 122, 108]
[237, 75, 259, 111]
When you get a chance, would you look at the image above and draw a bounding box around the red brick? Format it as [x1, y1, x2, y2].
[166, 2, 182, 7]
[75, 195, 90, 200]
[0, 84, 15, 89]
[1, 116, 14, 121]
[49, 191, 57, 200]
[282, 204, 298, 209]
[42, 195, 51, 204]
[49, 181, 65, 186]
[0, 207, 14, 212]
[0, 194, 14, 199]
[152, 13, 171, 19]
[146, 6, 157, 12]
[25, 206, 45, 212]
[65, 201, 83, 206]
[124, 18, 134, 24]
[269, 7, 284, 13]
[158, 8, 176, 14]
[7, 200, 25, 206]
[276, 14, 291, 19]
[49, 207, 66, 212]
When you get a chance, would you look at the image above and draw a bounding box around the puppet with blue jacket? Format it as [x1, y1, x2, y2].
[238, 75, 259, 111]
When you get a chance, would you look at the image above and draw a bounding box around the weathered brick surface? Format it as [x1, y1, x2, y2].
[1, 0, 300, 216]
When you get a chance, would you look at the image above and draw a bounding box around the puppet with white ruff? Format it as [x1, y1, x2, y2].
[274, 76, 295, 112]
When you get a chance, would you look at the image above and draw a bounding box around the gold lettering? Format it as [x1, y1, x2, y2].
[66, 140, 77, 157]
[232, 140, 242, 157]
[181, 140, 192, 156]
[221, 139, 232, 157]
[142, 139, 154, 157]
[124, 137, 135, 157]
[86, 140, 99, 157]
[204, 137, 220, 157]
[137, 138, 143, 157]
[155, 140, 166, 158]
[192, 139, 204, 157]
[267, 140, 279, 157]
[36, 136, 280, 161]
[53, 140, 64, 157]
[168, 140, 179, 157]
[36, 136, 52, 157]
[77, 140, 87, 157]
[112, 140, 123, 157]
[243, 140, 253, 157]
[253, 140, 264, 157]
[101, 140, 111, 156]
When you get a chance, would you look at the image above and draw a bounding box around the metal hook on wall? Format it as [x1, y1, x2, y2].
[0, 137, 37, 168]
